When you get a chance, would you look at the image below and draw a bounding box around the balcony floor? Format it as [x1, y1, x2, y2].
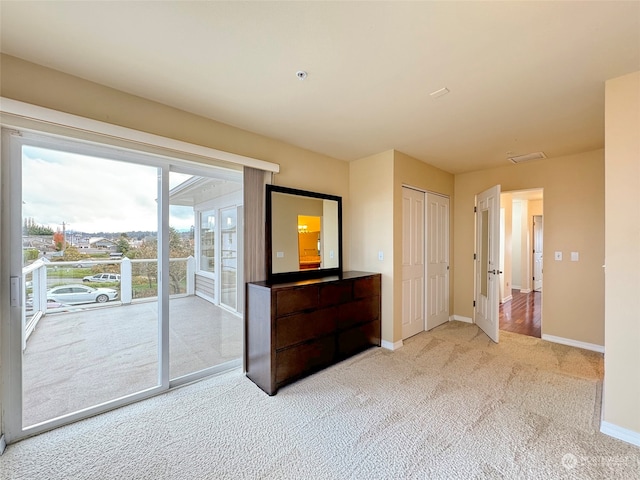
[22, 295, 242, 427]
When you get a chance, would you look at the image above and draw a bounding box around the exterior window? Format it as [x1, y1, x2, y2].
[200, 210, 216, 274]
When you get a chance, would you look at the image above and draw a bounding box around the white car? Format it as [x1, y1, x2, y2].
[83, 273, 121, 283]
[47, 284, 118, 305]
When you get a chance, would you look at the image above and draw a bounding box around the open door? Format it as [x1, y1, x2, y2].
[475, 185, 501, 342]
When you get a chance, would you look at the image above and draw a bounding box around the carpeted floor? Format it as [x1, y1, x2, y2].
[2, 321, 639, 479]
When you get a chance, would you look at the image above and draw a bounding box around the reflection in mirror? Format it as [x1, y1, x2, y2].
[267, 185, 342, 282]
[298, 215, 321, 269]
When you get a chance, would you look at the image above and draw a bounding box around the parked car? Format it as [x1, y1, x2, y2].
[73, 261, 94, 268]
[47, 284, 118, 305]
[26, 298, 69, 311]
[83, 273, 121, 283]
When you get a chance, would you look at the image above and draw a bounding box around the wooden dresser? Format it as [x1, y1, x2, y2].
[245, 271, 381, 395]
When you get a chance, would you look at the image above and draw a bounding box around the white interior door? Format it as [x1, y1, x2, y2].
[425, 193, 449, 330]
[533, 215, 543, 292]
[475, 185, 501, 343]
[401, 187, 425, 340]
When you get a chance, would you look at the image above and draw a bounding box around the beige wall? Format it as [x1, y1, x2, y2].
[499, 193, 513, 302]
[0, 54, 352, 268]
[453, 150, 605, 346]
[349, 151, 395, 342]
[350, 150, 454, 345]
[603, 71, 640, 436]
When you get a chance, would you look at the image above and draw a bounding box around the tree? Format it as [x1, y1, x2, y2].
[127, 228, 194, 295]
[23, 217, 54, 236]
[116, 235, 131, 256]
[53, 231, 64, 251]
[24, 248, 39, 262]
[61, 246, 83, 261]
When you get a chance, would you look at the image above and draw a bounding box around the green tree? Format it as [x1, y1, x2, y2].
[117, 235, 131, 256]
[24, 248, 39, 262]
[128, 228, 194, 295]
[23, 217, 54, 235]
[61, 246, 83, 261]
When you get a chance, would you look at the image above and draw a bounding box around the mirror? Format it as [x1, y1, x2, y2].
[266, 185, 342, 282]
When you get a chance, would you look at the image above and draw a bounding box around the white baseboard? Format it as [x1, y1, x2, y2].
[0, 434, 6, 455]
[381, 339, 403, 351]
[600, 421, 640, 447]
[501, 295, 513, 304]
[541, 334, 605, 353]
[512, 284, 521, 290]
[449, 315, 473, 324]
[520, 288, 532, 294]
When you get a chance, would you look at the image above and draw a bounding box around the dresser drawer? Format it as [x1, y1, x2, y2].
[338, 296, 380, 329]
[337, 320, 381, 358]
[275, 336, 336, 383]
[275, 307, 338, 350]
[319, 282, 353, 307]
[276, 286, 319, 316]
[353, 275, 381, 299]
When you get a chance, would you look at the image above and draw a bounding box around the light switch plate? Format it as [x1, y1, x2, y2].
[378, 251, 384, 261]
[571, 252, 579, 261]
[554, 251, 563, 261]
[276, 251, 284, 258]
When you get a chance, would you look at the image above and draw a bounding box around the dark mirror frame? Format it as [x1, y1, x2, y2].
[266, 184, 343, 283]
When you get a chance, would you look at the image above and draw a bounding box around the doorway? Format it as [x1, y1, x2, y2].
[498, 189, 543, 338]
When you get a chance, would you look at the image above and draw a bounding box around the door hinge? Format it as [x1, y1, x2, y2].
[473, 253, 477, 260]
[474, 206, 477, 213]
[473, 300, 476, 307]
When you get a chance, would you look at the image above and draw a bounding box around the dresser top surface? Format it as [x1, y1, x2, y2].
[249, 271, 380, 289]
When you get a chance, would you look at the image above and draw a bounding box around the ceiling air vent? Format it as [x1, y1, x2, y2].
[508, 152, 547, 164]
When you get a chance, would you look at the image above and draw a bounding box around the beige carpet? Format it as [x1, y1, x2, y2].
[2, 321, 639, 479]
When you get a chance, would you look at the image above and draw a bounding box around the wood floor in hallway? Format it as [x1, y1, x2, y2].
[499, 289, 541, 338]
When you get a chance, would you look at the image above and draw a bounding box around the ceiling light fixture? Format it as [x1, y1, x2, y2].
[429, 87, 450, 98]
[296, 70, 308, 80]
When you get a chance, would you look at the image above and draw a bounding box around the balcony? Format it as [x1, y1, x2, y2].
[21, 258, 242, 427]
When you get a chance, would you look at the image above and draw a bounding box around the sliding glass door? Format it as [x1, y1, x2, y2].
[168, 173, 243, 382]
[2, 129, 243, 442]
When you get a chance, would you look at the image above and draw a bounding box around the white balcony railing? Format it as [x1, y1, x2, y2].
[22, 256, 195, 349]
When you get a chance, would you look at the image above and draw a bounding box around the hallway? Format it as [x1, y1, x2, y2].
[499, 289, 541, 338]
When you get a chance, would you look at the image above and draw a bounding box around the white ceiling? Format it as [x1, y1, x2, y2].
[1, 1, 638, 174]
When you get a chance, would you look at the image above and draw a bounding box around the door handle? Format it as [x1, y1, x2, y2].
[488, 270, 504, 275]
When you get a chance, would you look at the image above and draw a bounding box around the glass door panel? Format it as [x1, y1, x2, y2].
[21, 145, 161, 428]
[220, 206, 238, 311]
[168, 173, 243, 381]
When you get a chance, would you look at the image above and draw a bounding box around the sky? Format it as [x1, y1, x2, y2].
[22, 146, 195, 234]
